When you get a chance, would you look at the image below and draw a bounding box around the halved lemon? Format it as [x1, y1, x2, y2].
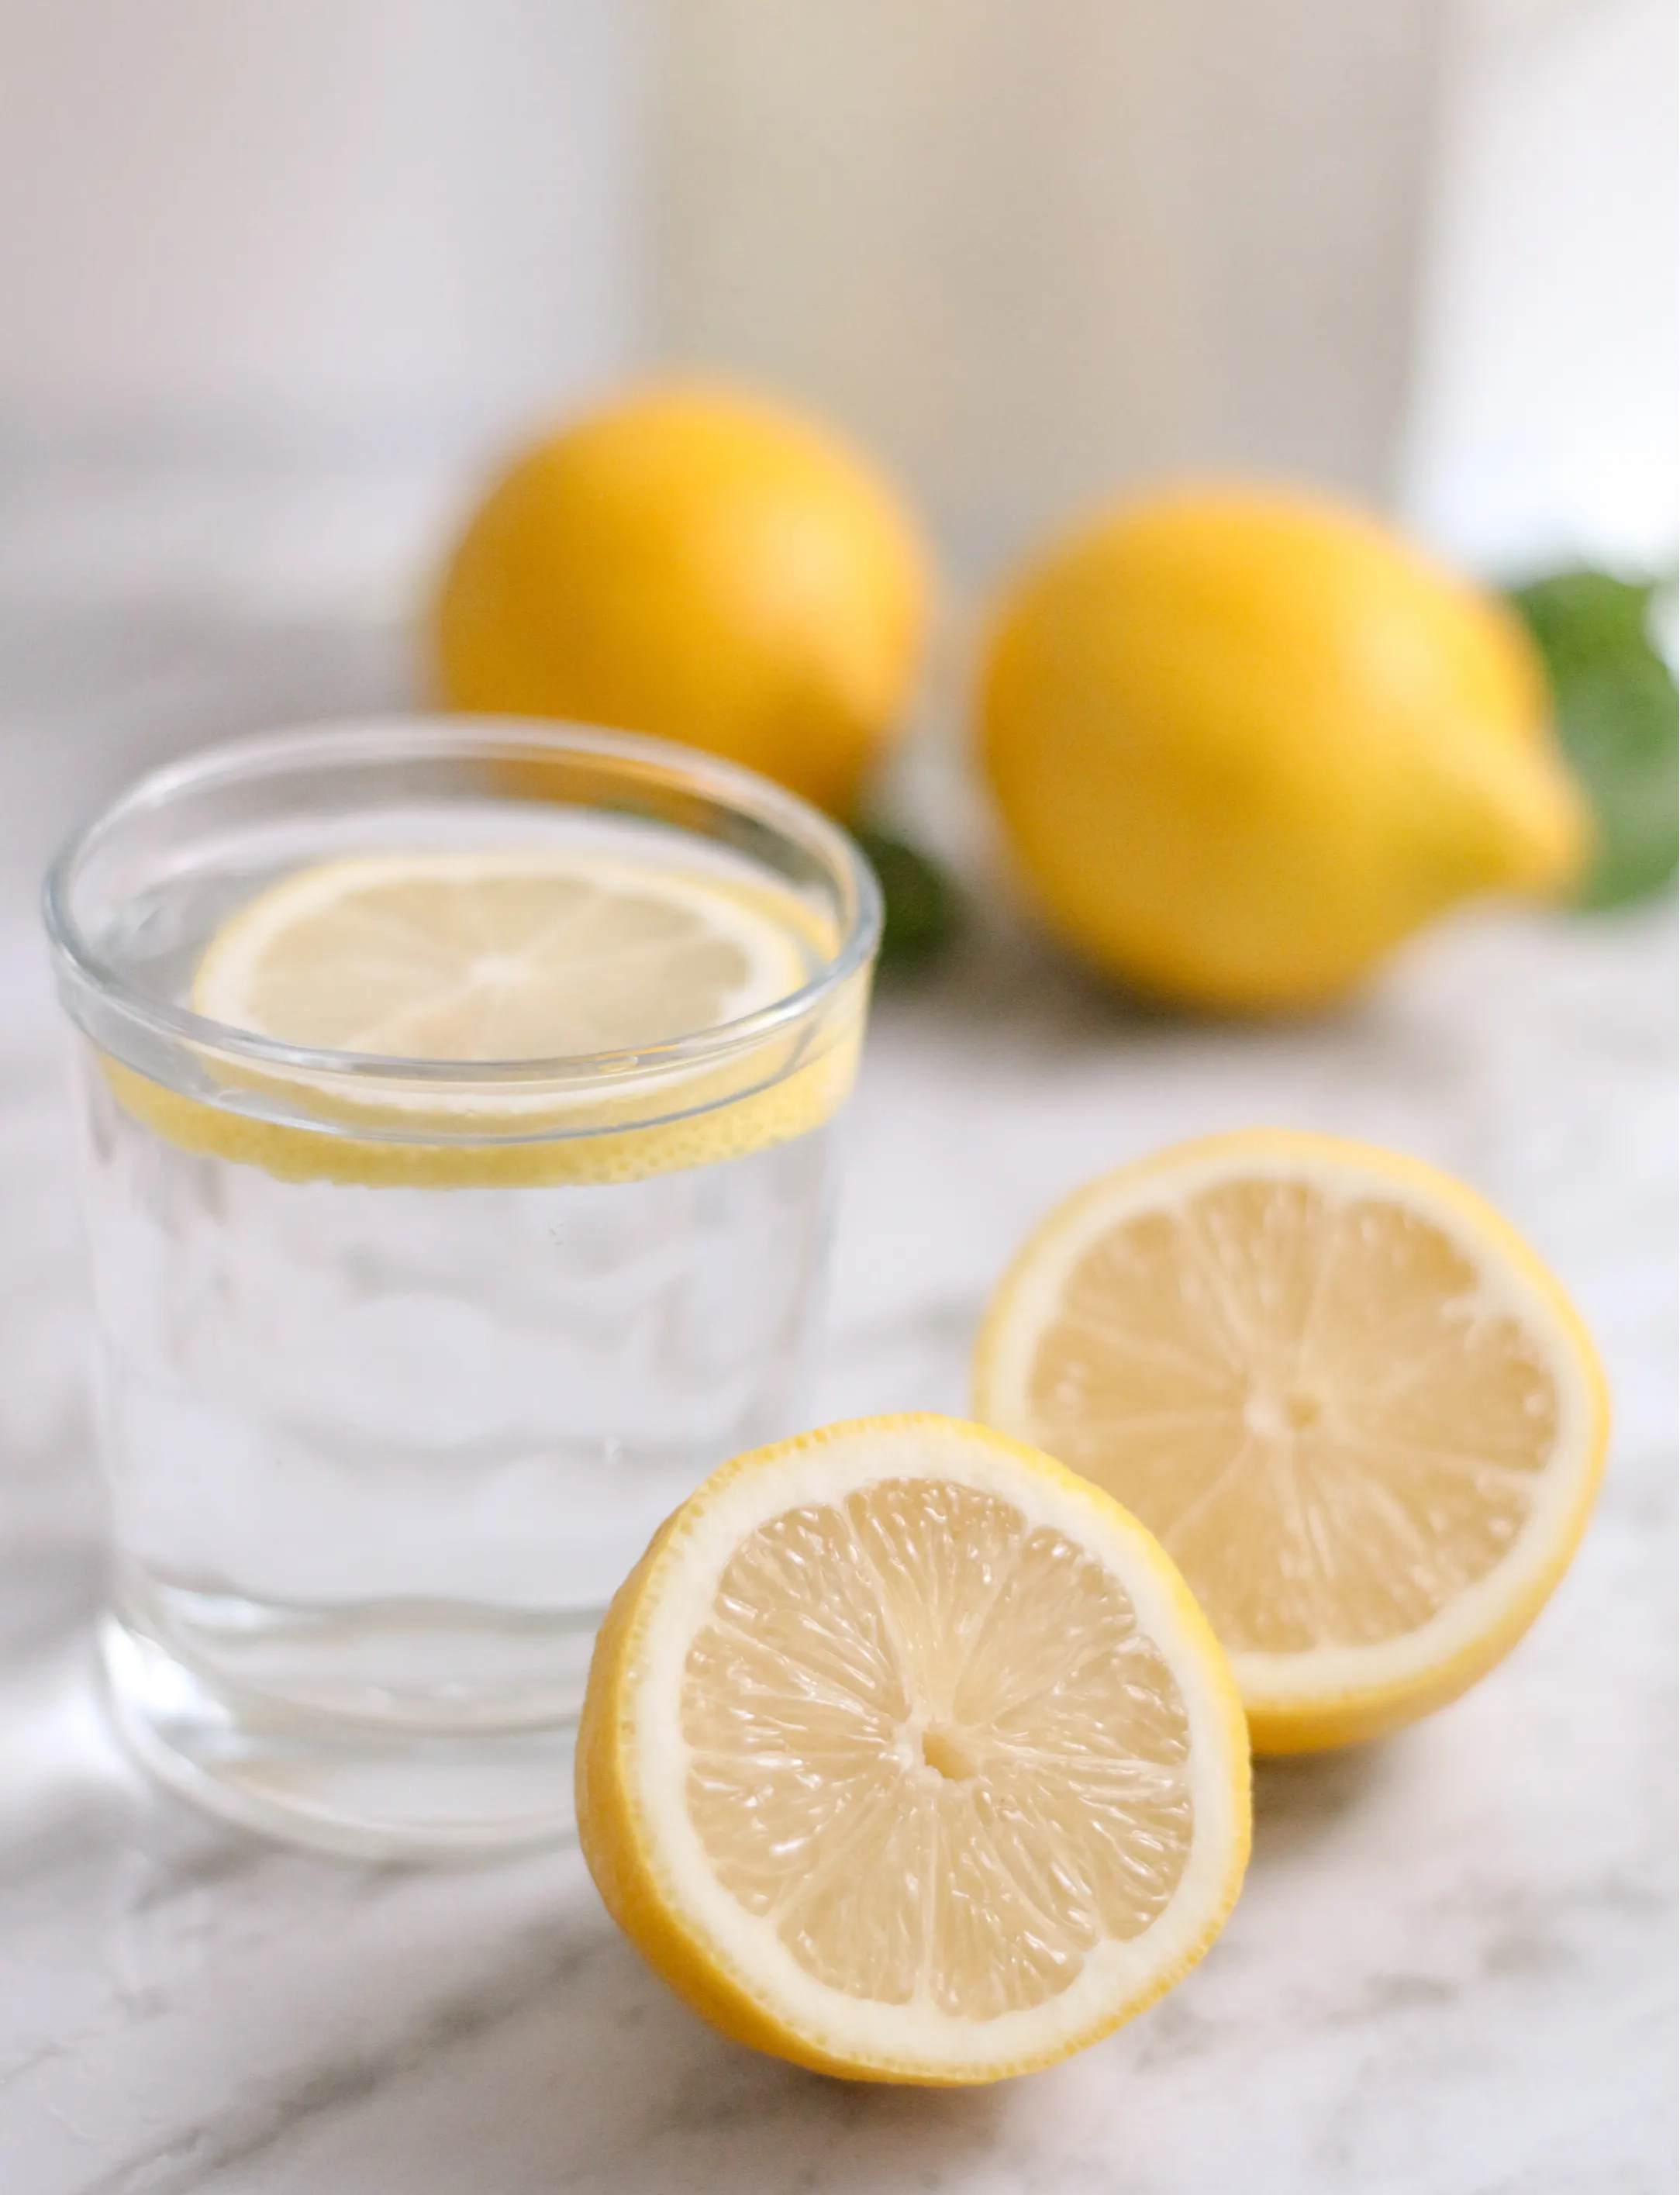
[102, 847, 863, 1189]
[975, 1131, 1609, 1752]
[575, 1414, 1251, 2085]
[191, 850, 809, 1058]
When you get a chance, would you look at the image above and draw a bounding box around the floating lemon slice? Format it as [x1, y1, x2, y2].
[191, 850, 809, 1059]
[975, 1131, 1609, 1752]
[103, 849, 861, 1189]
[576, 1414, 1251, 2085]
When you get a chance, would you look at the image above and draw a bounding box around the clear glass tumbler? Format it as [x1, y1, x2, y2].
[44, 720, 880, 1859]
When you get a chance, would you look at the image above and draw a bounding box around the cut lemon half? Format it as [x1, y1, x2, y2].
[575, 1414, 1250, 2085]
[975, 1131, 1609, 1752]
[100, 847, 863, 1190]
[191, 850, 810, 1059]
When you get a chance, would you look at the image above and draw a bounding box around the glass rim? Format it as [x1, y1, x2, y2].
[42, 716, 883, 1089]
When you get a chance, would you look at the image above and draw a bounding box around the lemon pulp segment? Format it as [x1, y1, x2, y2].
[684, 1475, 1195, 2016]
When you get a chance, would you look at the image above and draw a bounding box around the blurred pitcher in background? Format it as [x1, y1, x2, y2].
[651, 0, 1448, 583]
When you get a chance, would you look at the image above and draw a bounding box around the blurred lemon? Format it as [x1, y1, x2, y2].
[981, 485, 1590, 1011]
[432, 383, 930, 816]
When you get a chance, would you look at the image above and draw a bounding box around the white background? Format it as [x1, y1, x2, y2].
[0, 0, 641, 461]
[0, 0, 1671, 569]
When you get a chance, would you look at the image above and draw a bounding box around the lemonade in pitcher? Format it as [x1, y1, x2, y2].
[45, 721, 879, 1856]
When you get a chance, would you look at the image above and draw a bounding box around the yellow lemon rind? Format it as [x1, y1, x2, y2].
[432, 381, 932, 819]
[98, 1023, 861, 1190]
[978, 486, 1591, 1013]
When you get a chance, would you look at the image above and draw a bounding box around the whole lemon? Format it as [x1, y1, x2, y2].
[431, 382, 930, 816]
[981, 486, 1590, 1011]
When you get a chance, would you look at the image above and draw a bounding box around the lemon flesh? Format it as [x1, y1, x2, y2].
[191, 851, 807, 1059]
[975, 1133, 1608, 1751]
[577, 1416, 1250, 2083]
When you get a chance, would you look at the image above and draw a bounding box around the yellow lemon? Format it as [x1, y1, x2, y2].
[974, 1131, 1609, 1752]
[576, 1414, 1251, 2083]
[432, 383, 930, 816]
[981, 485, 1591, 1010]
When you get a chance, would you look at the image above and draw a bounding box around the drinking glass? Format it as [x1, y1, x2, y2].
[43, 719, 880, 1859]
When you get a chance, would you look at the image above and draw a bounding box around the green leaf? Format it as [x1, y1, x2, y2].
[1509, 566, 1678, 910]
[1509, 569, 1662, 684]
[850, 825, 962, 975]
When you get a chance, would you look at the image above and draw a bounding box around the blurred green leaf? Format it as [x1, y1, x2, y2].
[1509, 566, 1678, 910]
[1510, 569, 1661, 684]
[851, 825, 961, 975]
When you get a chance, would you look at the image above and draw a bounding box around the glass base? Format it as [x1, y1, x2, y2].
[100, 1617, 581, 1862]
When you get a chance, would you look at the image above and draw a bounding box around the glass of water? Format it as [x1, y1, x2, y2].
[43, 719, 881, 1859]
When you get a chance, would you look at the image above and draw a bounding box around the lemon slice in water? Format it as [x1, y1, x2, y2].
[191, 850, 808, 1058]
[104, 849, 859, 1189]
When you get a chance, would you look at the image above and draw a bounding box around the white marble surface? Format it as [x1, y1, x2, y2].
[0, 474, 1674, 2193]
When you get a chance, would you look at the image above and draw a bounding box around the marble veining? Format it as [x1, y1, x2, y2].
[0, 471, 1673, 2193]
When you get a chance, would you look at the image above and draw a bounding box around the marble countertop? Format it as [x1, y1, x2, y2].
[1, 472, 1674, 2194]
